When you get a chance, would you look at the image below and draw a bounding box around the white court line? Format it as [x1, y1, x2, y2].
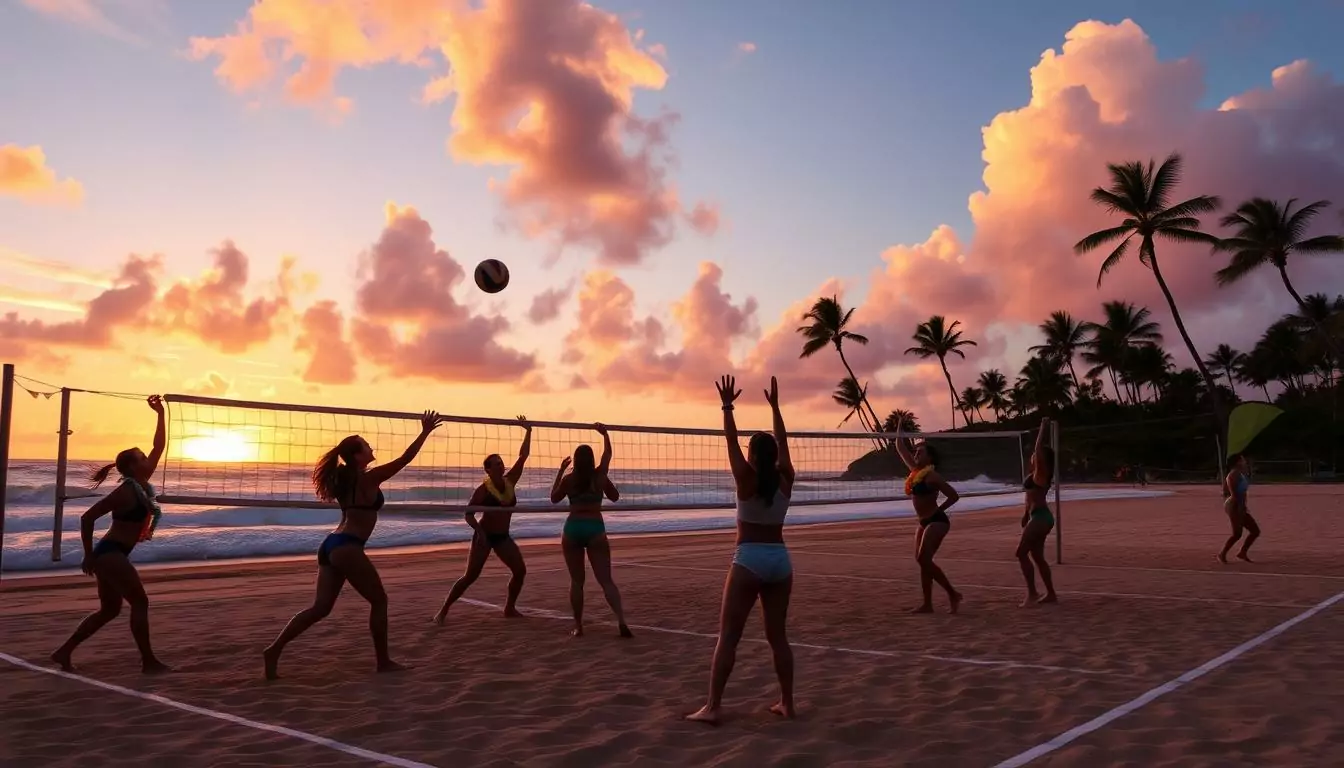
[787, 547, 1344, 583]
[621, 560, 1306, 610]
[457, 598, 1114, 677]
[0, 652, 436, 768]
[991, 589, 1344, 767]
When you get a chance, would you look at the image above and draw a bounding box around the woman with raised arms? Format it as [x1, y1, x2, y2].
[263, 411, 444, 679]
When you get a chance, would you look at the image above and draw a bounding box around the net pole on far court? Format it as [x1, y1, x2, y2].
[0, 363, 15, 581]
[51, 388, 71, 562]
[1052, 419, 1062, 565]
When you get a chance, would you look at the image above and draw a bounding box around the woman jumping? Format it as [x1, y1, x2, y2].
[549, 423, 632, 638]
[263, 411, 445, 679]
[893, 424, 963, 614]
[1219, 453, 1260, 563]
[1016, 417, 1058, 606]
[51, 396, 170, 674]
[435, 416, 532, 622]
[686, 375, 796, 725]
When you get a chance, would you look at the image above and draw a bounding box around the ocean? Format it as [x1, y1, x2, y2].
[2, 459, 1165, 572]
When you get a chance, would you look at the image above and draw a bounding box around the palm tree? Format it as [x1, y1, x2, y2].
[1075, 153, 1227, 432]
[882, 409, 921, 434]
[905, 315, 978, 428]
[1029, 310, 1088, 387]
[1015, 356, 1072, 414]
[1127, 344, 1174, 402]
[1204, 344, 1244, 398]
[1234, 347, 1275, 401]
[958, 386, 986, 423]
[799, 296, 882, 432]
[1214, 198, 1344, 362]
[976, 370, 1009, 421]
[832, 377, 874, 430]
[1080, 301, 1163, 403]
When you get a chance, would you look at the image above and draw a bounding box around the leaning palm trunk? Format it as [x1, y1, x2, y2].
[1149, 252, 1228, 440]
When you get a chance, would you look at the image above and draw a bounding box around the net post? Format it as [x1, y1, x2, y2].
[1214, 432, 1225, 485]
[1052, 419, 1062, 565]
[0, 363, 14, 581]
[51, 388, 72, 562]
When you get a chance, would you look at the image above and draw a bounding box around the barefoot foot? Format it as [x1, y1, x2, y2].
[1216, 552, 1228, 564]
[376, 660, 409, 674]
[141, 659, 173, 675]
[1020, 593, 1040, 608]
[263, 646, 281, 680]
[618, 623, 634, 638]
[50, 649, 74, 672]
[432, 611, 447, 626]
[949, 591, 964, 614]
[907, 604, 934, 614]
[769, 701, 796, 719]
[684, 705, 720, 726]
[1236, 552, 1253, 563]
[570, 626, 585, 638]
[503, 606, 523, 618]
[1037, 592, 1058, 605]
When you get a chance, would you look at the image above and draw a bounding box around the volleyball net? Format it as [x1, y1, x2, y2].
[155, 394, 1035, 512]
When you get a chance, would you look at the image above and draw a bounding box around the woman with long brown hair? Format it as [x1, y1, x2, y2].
[686, 375, 796, 725]
[51, 396, 170, 673]
[1016, 417, 1058, 606]
[263, 411, 444, 679]
[893, 424, 963, 614]
[549, 423, 632, 638]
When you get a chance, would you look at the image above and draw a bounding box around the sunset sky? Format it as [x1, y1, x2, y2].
[3, 0, 1344, 461]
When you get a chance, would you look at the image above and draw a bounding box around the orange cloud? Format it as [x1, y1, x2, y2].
[344, 203, 536, 383]
[527, 282, 574, 324]
[0, 144, 84, 205]
[0, 246, 113, 288]
[160, 241, 289, 354]
[293, 300, 356, 385]
[685, 202, 722, 236]
[0, 255, 159, 358]
[184, 371, 232, 396]
[193, 0, 713, 265]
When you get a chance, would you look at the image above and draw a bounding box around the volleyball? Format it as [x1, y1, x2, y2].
[474, 259, 510, 293]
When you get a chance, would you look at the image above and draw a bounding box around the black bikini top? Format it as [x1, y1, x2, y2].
[1023, 476, 1052, 492]
[345, 488, 385, 512]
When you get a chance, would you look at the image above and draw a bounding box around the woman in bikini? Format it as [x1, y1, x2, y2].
[435, 415, 532, 622]
[263, 410, 444, 679]
[686, 375, 796, 725]
[549, 423, 632, 638]
[51, 396, 170, 674]
[893, 423, 963, 614]
[1016, 417, 1058, 606]
[1219, 453, 1259, 563]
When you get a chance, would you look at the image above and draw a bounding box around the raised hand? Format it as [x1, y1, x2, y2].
[517, 414, 531, 431]
[593, 423, 608, 436]
[716, 375, 742, 407]
[763, 376, 780, 408]
[420, 410, 446, 434]
[147, 395, 164, 414]
[560, 456, 573, 472]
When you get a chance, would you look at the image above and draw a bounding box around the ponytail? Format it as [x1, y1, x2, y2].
[90, 463, 117, 489]
[89, 447, 143, 489]
[313, 435, 363, 503]
[747, 432, 781, 506]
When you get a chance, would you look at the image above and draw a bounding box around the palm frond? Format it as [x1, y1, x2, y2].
[1147, 155, 1183, 211]
[1089, 187, 1136, 216]
[904, 346, 935, 358]
[1215, 251, 1265, 287]
[1295, 235, 1344, 254]
[799, 336, 831, 358]
[1153, 194, 1221, 221]
[1285, 199, 1329, 241]
[1095, 235, 1133, 287]
[1074, 224, 1134, 254]
[1161, 227, 1221, 245]
[843, 331, 870, 345]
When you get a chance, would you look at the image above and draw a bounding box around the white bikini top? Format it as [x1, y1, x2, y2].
[736, 490, 789, 526]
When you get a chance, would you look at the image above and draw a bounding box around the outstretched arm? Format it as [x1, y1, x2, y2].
[716, 375, 751, 490]
[1032, 417, 1051, 486]
[764, 376, 796, 497]
[142, 396, 167, 479]
[365, 411, 445, 486]
[893, 423, 917, 471]
[506, 416, 532, 483]
[550, 458, 571, 504]
[602, 476, 620, 502]
[595, 424, 613, 475]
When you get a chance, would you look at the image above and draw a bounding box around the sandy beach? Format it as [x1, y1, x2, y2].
[3, 485, 1343, 767]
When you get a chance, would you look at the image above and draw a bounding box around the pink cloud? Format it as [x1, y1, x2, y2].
[160, 241, 288, 354]
[685, 201, 723, 236]
[527, 282, 575, 324]
[193, 0, 714, 265]
[0, 144, 84, 205]
[0, 255, 158, 357]
[345, 203, 536, 383]
[737, 42, 757, 55]
[294, 300, 356, 385]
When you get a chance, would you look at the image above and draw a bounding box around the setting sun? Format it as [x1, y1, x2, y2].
[179, 430, 256, 463]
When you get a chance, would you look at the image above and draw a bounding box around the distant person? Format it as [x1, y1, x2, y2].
[893, 424, 963, 614]
[1218, 453, 1260, 563]
[1016, 418, 1058, 606]
[263, 411, 445, 680]
[549, 423, 631, 638]
[435, 416, 532, 623]
[686, 375, 797, 725]
[51, 396, 170, 674]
